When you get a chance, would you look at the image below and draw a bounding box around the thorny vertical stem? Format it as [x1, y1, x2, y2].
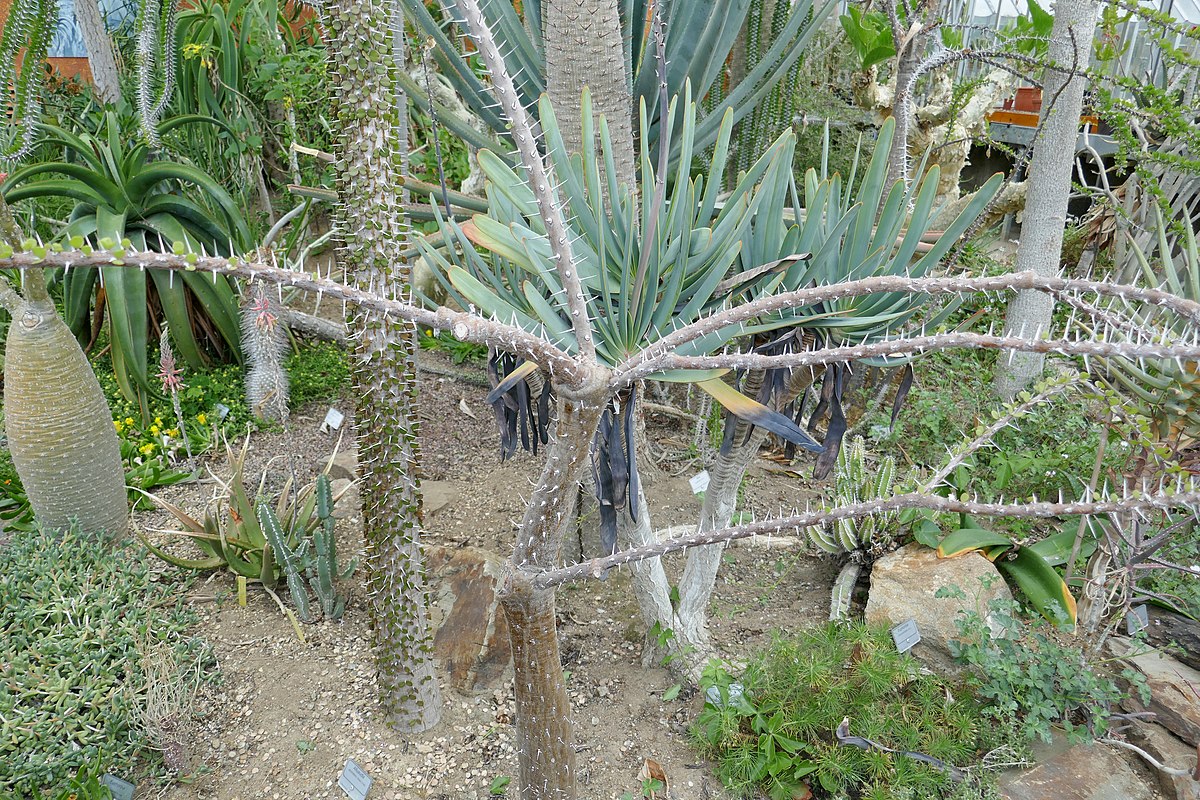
[504, 376, 608, 800]
[453, 0, 596, 367]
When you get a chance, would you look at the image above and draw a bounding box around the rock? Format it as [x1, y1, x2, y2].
[325, 449, 357, 481]
[865, 543, 1012, 676]
[425, 545, 512, 692]
[1000, 734, 1157, 800]
[1145, 607, 1200, 672]
[1110, 637, 1200, 747]
[1129, 722, 1200, 800]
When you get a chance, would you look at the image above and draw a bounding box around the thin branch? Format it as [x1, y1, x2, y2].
[533, 490, 1200, 588]
[1099, 738, 1197, 779]
[452, 0, 597, 364]
[0, 248, 585, 384]
[655, 333, 1200, 376]
[616, 271, 1200, 385]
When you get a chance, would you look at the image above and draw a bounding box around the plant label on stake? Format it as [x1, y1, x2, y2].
[338, 758, 372, 799]
[891, 619, 921, 653]
[689, 470, 710, 495]
[100, 775, 136, 800]
[322, 407, 345, 433]
[1126, 604, 1149, 635]
[214, 403, 231, 422]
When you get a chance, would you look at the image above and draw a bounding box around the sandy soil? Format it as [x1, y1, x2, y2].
[137, 349, 839, 800]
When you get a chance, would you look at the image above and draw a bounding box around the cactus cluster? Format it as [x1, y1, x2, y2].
[258, 473, 356, 622]
[242, 282, 291, 423]
[138, 440, 356, 622]
[811, 436, 900, 558]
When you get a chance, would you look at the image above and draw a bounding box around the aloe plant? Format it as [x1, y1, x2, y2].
[2, 111, 250, 416]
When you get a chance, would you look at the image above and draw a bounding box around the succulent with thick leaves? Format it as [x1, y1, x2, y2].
[711, 117, 1002, 476]
[399, 0, 830, 169]
[1089, 207, 1200, 445]
[2, 112, 250, 416]
[812, 437, 900, 557]
[136, 439, 357, 622]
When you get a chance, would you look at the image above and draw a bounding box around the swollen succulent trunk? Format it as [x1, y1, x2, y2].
[326, 0, 441, 731]
[4, 288, 127, 535]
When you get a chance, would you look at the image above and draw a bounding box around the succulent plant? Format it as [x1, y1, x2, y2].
[136, 438, 356, 622]
[812, 436, 901, 559]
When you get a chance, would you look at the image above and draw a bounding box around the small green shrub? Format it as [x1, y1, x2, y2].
[287, 341, 352, 405]
[694, 623, 980, 799]
[0, 528, 206, 795]
[947, 595, 1148, 746]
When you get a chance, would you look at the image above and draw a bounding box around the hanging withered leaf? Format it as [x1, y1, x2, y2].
[485, 352, 550, 460]
[698, 376, 822, 454]
[890, 363, 915, 430]
[590, 387, 642, 561]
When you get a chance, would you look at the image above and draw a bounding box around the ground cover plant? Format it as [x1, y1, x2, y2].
[694, 622, 981, 799]
[0, 527, 207, 795]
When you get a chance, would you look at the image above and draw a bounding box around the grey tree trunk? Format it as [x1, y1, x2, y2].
[544, 0, 636, 191]
[994, 0, 1100, 399]
[4, 269, 127, 537]
[327, 0, 442, 731]
[74, 0, 121, 107]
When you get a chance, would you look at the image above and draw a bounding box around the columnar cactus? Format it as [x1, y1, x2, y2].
[242, 283, 290, 423]
[324, 0, 442, 731]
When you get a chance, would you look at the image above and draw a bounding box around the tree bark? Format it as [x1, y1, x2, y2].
[994, 0, 1100, 399]
[74, 0, 121, 107]
[502, 374, 608, 800]
[327, 0, 442, 731]
[544, 0, 636, 191]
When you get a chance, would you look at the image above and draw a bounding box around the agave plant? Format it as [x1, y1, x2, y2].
[2, 111, 250, 416]
[421, 86, 826, 550]
[1088, 206, 1200, 445]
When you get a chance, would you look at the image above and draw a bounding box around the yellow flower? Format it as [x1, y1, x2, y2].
[197, 413, 208, 426]
[168, 428, 179, 438]
[124, 417, 135, 427]
[154, 417, 163, 426]
[113, 419, 123, 433]
[139, 443, 155, 455]
[149, 425, 160, 436]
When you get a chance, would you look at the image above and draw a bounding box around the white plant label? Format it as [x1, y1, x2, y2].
[213, 402, 231, 421]
[1126, 604, 1149, 635]
[689, 470, 711, 495]
[338, 758, 372, 800]
[100, 775, 136, 800]
[323, 407, 346, 432]
[891, 619, 921, 653]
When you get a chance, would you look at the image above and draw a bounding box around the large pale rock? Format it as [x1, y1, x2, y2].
[1111, 637, 1200, 747]
[1000, 734, 1157, 800]
[866, 543, 1012, 676]
[426, 545, 512, 692]
[1130, 722, 1200, 800]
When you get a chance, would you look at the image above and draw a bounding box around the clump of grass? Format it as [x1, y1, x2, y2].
[694, 622, 983, 799]
[0, 527, 208, 795]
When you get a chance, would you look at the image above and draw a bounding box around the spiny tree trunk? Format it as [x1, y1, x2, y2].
[994, 0, 1101, 399]
[502, 378, 607, 800]
[326, 0, 441, 731]
[74, 0, 121, 107]
[544, 0, 636, 192]
[3, 269, 127, 536]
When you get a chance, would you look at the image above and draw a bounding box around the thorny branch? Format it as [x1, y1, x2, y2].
[533, 490, 1200, 588]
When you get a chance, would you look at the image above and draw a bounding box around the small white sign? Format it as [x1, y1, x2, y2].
[100, 775, 136, 800]
[1126, 604, 1150, 635]
[891, 619, 921, 653]
[322, 407, 346, 432]
[338, 758, 373, 800]
[213, 403, 231, 421]
[689, 470, 711, 495]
